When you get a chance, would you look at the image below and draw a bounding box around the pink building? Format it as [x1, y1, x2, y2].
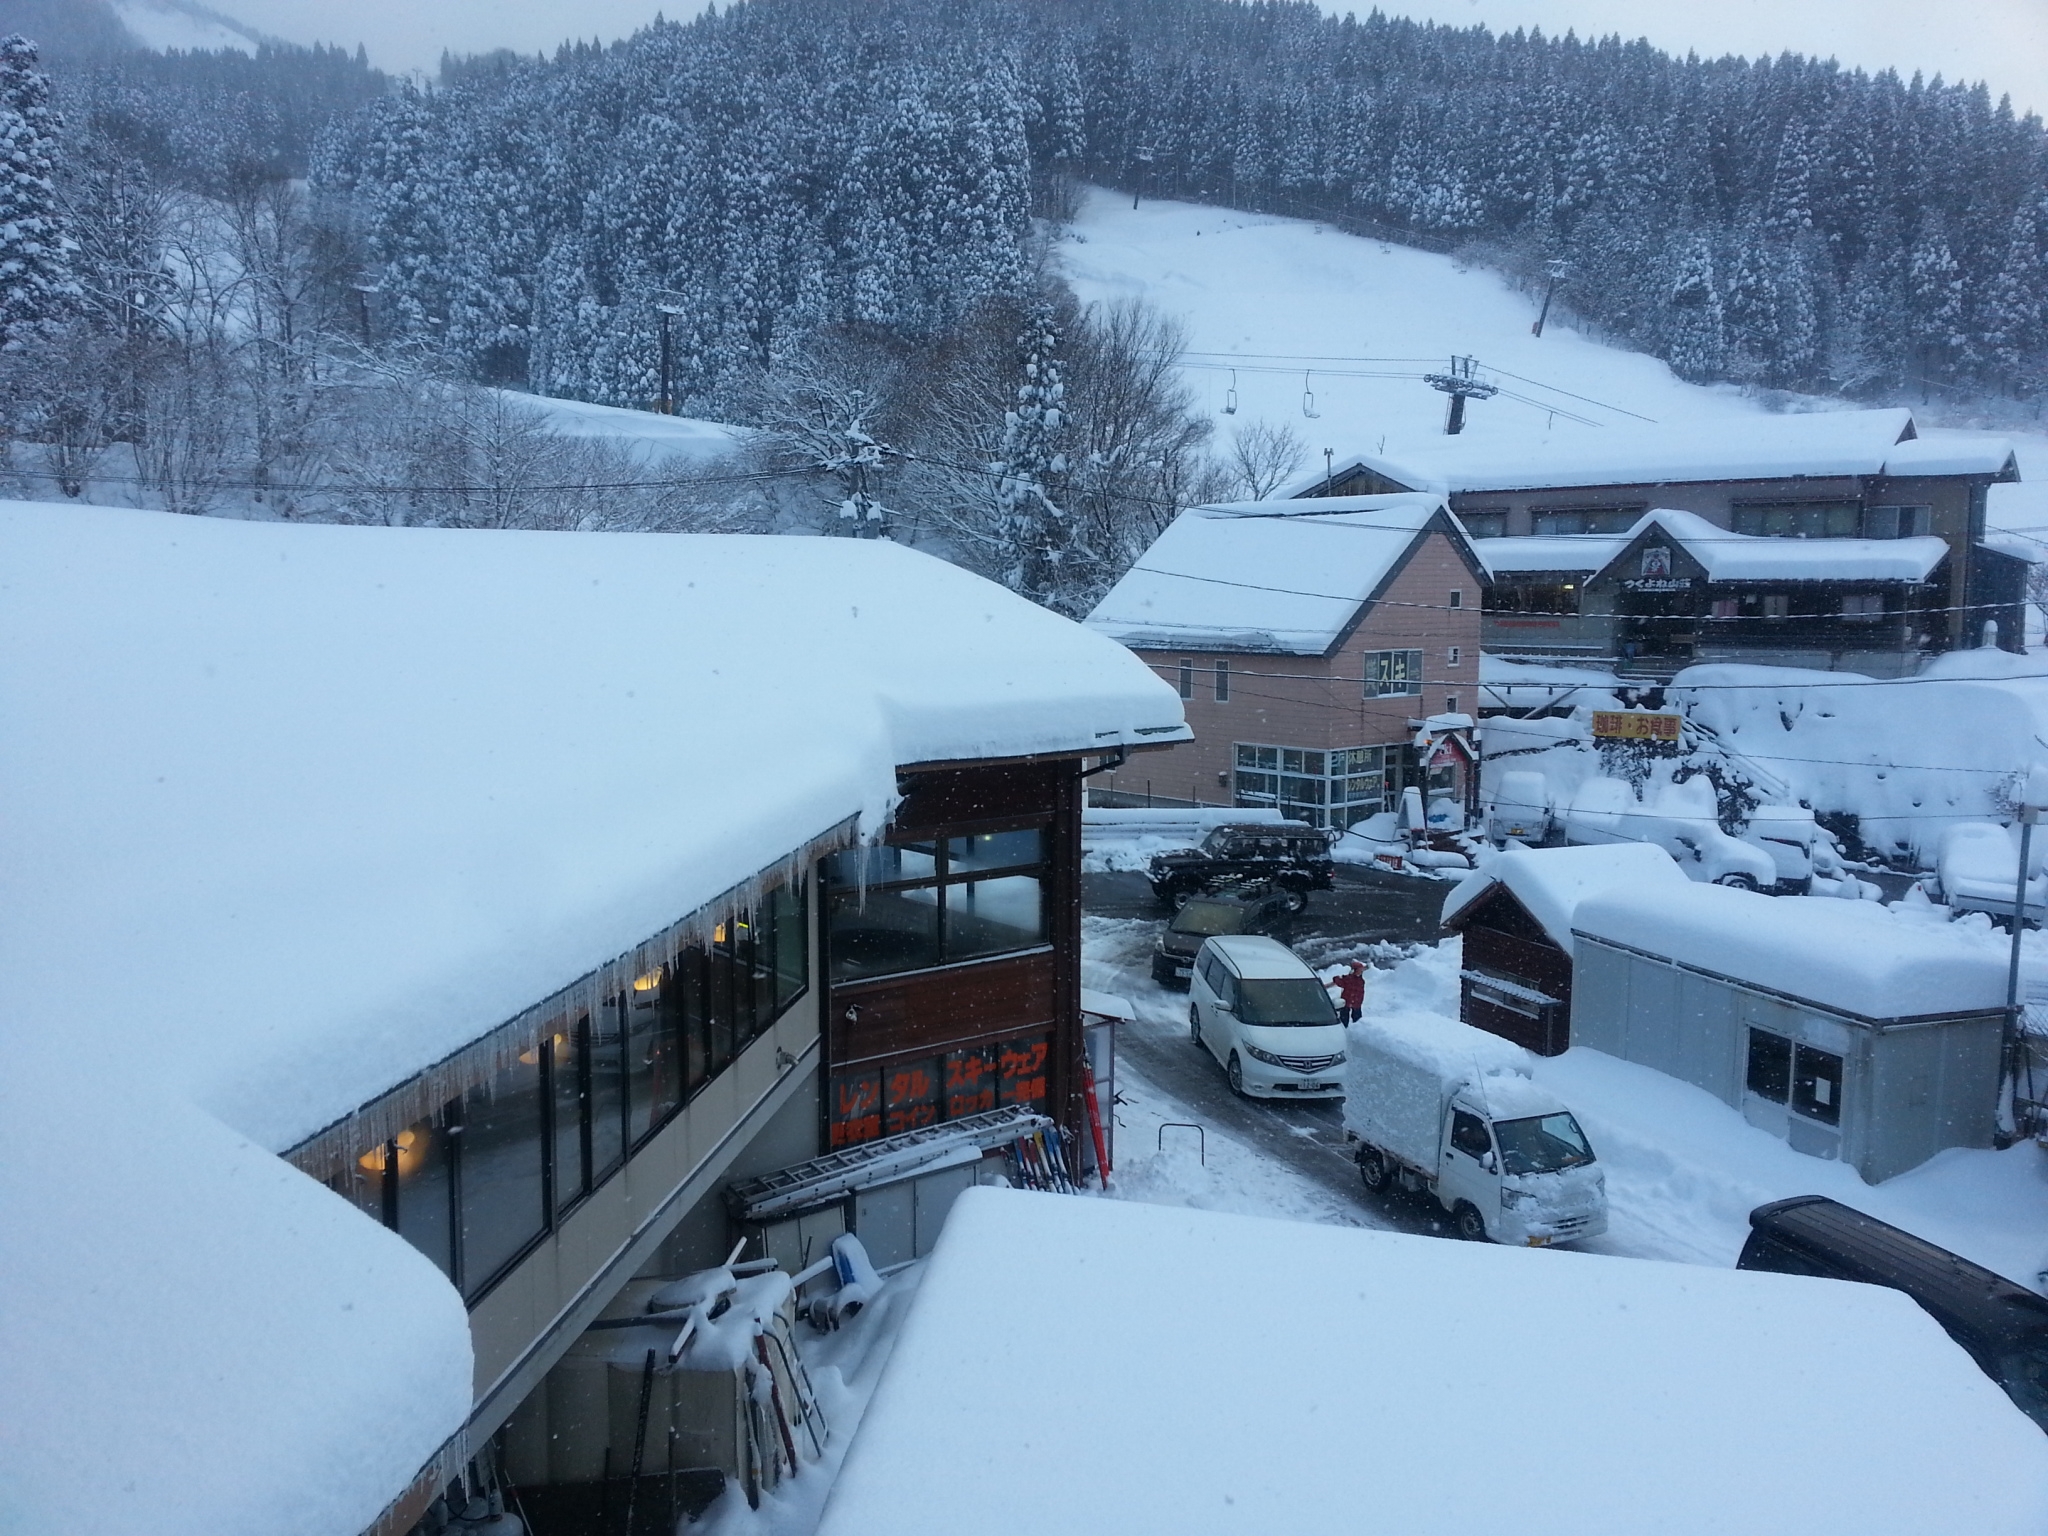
[1086, 495, 1487, 829]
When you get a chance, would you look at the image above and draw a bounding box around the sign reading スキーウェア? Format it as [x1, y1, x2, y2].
[1591, 711, 1682, 741]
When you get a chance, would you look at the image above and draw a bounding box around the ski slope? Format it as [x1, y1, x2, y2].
[1057, 189, 2048, 545]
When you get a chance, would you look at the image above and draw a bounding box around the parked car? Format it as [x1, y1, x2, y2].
[1148, 822, 1335, 911]
[1563, 776, 1778, 891]
[1150, 887, 1295, 989]
[1347, 1020, 1606, 1247]
[1485, 769, 1552, 844]
[1739, 1196, 2048, 1432]
[1187, 935, 1347, 1100]
[1932, 822, 2048, 924]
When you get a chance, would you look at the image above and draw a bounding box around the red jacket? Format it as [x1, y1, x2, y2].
[1333, 969, 1366, 1007]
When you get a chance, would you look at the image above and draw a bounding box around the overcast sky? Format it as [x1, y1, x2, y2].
[202, 0, 2047, 116]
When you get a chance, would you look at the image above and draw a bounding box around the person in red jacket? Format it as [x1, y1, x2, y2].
[1331, 960, 1367, 1024]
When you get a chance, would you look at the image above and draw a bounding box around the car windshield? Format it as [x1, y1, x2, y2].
[1494, 1112, 1595, 1175]
[1234, 977, 1337, 1026]
[1171, 899, 1249, 937]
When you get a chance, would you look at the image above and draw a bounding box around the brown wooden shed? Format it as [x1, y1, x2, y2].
[1439, 843, 1688, 1055]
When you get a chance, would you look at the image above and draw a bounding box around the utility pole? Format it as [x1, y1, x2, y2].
[1530, 258, 1570, 338]
[1323, 446, 1334, 497]
[1423, 355, 1498, 435]
[653, 295, 688, 415]
[2004, 764, 2048, 1141]
[349, 277, 380, 348]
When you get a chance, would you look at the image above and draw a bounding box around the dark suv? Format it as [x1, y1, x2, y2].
[1739, 1195, 2048, 1432]
[1147, 823, 1335, 911]
[1150, 888, 1297, 988]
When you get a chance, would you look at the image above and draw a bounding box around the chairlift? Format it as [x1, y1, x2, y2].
[1301, 370, 1321, 420]
[1223, 369, 1238, 415]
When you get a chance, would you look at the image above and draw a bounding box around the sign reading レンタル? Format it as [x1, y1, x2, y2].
[1591, 711, 1682, 741]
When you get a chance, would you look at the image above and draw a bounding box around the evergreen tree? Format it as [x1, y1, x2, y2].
[0, 35, 75, 346]
[992, 302, 1075, 609]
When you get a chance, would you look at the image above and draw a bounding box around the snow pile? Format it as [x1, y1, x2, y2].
[818, 1188, 2048, 1536]
[1085, 494, 1454, 653]
[0, 503, 1183, 1535]
[1573, 884, 2009, 1018]
[1442, 843, 1689, 955]
[1673, 662, 2048, 861]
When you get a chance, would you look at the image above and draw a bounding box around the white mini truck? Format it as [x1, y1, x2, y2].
[1347, 1016, 1607, 1247]
[1187, 935, 1348, 1099]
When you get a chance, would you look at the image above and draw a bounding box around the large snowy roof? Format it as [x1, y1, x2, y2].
[1084, 493, 1463, 654]
[1572, 885, 2010, 1019]
[1282, 409, 2019, 498]
[0, 503, 1184, 1535]
[818, 1189, 2048, 1536]
[1476, 532, 1629, 574]
[1442, 843, 1688, 956]
[1598, 507, 1950, 583]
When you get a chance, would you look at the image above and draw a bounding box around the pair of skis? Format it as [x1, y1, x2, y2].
[1009, 1127, 1076, 1192]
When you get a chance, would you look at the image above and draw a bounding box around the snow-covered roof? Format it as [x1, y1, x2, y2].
[1084, 493, 1461, 654]
[1476, 532, 1628, 574]
[0, 503, 1185, 1534]
[1572, 885, 2011, 1019]
[1285, 409, 2019, 499]
[1597, 508, 1950, 583]
[819, 1189, 2048, 1536]
[1443, 843, 1688, 956]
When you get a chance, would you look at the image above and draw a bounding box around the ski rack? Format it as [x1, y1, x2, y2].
[727, 1105, 1053, 1223]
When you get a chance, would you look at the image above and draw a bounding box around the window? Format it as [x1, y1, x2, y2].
[1710, 598, 1739, 620]
[824, 828, 1047, 981]
[1732, 501, 1861, 539]
[1450, 1110, 1492, 1159]
[1448, 589, 1463, 609]
[1447, 646, 1462, 667]
[1215, 660, 1229, 702]
[390, 1112, 455, 1280]
[1365, 649, 1424, 698]
[1491, 580, 1580, 615]
[1236, 742, 1385, 829]
[1747, 1030, 1793, 1103]
[1747, 1030, 1844, 1127]
[1761, 594, 1790, 619]
[1792, 1045, 1844, 1126]
[1177, 659, 1194, 699]
[587, 998, 628, 1182]
[458, 1054, 548, 1296]
[1533, 507, 1641, 536]
[1863, 505, 1931, 539]
[1445, 695, 1459, 713]
[1459, 510, 1507, 539]
[549, 1026, 586, 1218]
[1840, 592, 1885, 621]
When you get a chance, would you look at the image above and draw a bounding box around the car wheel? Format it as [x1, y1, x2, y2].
[1453, 1202, 1490, 1243]
[1280, 886, 1309, 914]
[1357, 1147, 1390, 1193]
[1170, 886, 1197, 911]
[1713, 872, 1760, 892]
[1226, 1052, 1247, 1097]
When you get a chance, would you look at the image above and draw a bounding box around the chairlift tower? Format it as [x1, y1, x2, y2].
[653, 292, 689, 415]
[1423, 355, 1497, 435]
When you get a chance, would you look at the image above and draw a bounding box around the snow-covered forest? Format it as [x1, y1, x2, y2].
[3, 0, 2047, 608]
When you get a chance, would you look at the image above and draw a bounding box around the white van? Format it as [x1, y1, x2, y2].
[1187, 935, 1347, 1099]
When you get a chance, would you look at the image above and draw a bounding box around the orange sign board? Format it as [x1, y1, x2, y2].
[1591, 711, 1682, 741]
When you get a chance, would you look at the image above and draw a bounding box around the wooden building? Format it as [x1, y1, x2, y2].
[1085, 494, 1487, 829]
[1289, 408, 2024, 671]
[3, 504, 1186, 1536]
[1439, 844, 1688, 1054]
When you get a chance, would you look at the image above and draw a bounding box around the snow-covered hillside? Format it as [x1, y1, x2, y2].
[1057, 190, 2047, 546]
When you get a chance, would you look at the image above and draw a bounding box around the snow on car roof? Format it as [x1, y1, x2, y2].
[819, 1189, 2048, 1536]
[1572, 884, 2010, 1019]
[1282, 409, 2018, 499]
[0, 503, 1185, 1534]
[1084, 493, 1463, 654]
[1443, 843, 1688, 957]
[1206, 934, 1315, 977]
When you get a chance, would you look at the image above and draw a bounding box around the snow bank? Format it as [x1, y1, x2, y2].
[817, 1187, 2048, 1536]
[1443, 842, 1688, 955]
[1573, 884, 2009, 1018]
[0, 502, 1184, 1535]
[1086, 493, 1452, 653]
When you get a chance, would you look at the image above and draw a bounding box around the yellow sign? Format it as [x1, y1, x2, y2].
[1591, 711, 1681, 741]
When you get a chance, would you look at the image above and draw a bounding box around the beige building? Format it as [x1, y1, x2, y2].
[1086, 495, 1486, 828]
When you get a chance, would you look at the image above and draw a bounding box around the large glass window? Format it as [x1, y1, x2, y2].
[626, 968, 683, 1147]
[549, 1023, 586, 1217]
[588, 997, 628, 1182]
[1532, 506, 1641, 535]
[392, 1113, 455, 1281]
[459, 1055, 547, 1295]
[1364, 649, 1424, 698]
[1732, 501, 1862, 539]
[824, 828, 1047, 981]
[1235, 742, 1386, 830]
